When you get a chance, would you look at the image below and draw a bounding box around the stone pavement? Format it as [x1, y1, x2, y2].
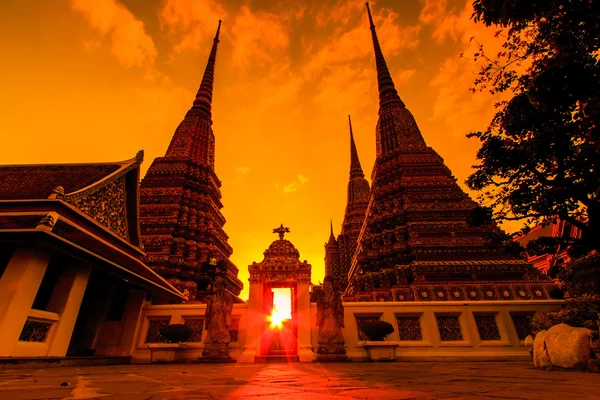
[0, 361, 599, 400]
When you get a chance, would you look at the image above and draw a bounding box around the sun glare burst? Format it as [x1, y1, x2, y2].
[267, 288, 292, 329]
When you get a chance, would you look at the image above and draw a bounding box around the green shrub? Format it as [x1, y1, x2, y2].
[360, 321, 394, 341]
[557, 254, 600, 297]
[531, 294, 600, 334]
[159, 324, 192, 343]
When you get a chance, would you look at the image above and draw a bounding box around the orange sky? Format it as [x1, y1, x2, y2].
[0, 0, 508, 300]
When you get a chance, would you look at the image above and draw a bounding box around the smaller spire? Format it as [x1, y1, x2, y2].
[349, 115, 364, 178]
[326, 219, 338, 247]
[329, 219, 335, 239]
[349, 115, 363, 175]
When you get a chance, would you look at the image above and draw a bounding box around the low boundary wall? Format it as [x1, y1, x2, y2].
[131, 300, 562, 363]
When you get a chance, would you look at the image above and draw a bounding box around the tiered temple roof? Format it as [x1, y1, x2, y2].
[139, 21, 243, 302]
[0, 153, 184, 300]
[343, 4, 555, 302]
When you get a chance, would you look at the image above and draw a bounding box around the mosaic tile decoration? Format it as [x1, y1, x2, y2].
[396, 315, 423, 341]
[436, 315, 463, 341]
[145, 318, 170, 343]
[184, 318, 205, 342]
[475, 315, 501, 340]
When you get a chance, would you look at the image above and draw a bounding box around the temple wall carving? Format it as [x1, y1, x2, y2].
[69, 177, 127, 239]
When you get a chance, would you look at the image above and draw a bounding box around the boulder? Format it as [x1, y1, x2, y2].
[545, 324, 592, 369]
[527, 323, 598, 370]
[531, 329, 551, 368]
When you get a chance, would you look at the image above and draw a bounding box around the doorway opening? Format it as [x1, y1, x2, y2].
[260, 284, 298, 360]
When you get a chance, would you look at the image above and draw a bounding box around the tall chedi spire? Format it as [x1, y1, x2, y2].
[326, 116, 371, 292]
[139, 21, 243, 302]
[344, 4, 551, 302]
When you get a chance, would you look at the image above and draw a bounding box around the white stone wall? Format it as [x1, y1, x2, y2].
[329, 301, 562, 361]
[132, 300, 562, 363]
[131, 303, 248, 363]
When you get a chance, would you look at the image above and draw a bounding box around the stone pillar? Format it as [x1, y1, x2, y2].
[0, 248, 51, 356]
[117, 289, 148, 357]
[79, 286, 116, 354]
[46, 265, 92, 357]
[296, 281, 316, 362]
[239, 279, 263, 363]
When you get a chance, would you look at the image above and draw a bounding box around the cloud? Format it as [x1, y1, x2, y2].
[282, 175, 309, 194]
[428, 1, 507, 137]
[230, 6, 290, 70]
[298, 174, 309, 184]
[236, 166, 250, 174]
[71, 0, 157, 68]
[159, 0, 225, 54]
[419, 0, 448, 24]
[394, 69, 417, 85]
[283, 183, 298, 193]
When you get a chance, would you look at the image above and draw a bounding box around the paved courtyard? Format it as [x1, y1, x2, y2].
[0, 361, 599, 400]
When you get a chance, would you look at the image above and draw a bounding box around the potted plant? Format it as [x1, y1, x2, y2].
[360, 320, 399, 362]
[148, 324, 192, 363]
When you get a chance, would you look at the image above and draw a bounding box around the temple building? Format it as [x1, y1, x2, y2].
[515, 220, 582, 274]
[325, 116, 370, 292]
[0, 152, 184, 359]
[139, 21, 243, 302]
[343, 4, 555, 302]
[241, 225, 313, 362]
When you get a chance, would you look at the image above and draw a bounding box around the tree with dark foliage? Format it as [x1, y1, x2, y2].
[466, 0, 600, 256]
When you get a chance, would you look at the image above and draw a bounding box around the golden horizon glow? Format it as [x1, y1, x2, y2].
[0, 1, 514, 301]
[267, 288, 292, 329]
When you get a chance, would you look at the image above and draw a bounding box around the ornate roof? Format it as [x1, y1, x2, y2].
[262, 239, 301, 266]
[0, 152, 144, 246]
[0, 152, 185, 301]
[249, 226, 311, 283]
[0, 162, 124, 200]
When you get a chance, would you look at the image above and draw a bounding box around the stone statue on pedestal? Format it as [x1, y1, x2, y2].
[315, 276, 346, 355]
[202, 277, 233, 358]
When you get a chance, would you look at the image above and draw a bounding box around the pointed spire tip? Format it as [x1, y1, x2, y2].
[366, 2, 374, 27]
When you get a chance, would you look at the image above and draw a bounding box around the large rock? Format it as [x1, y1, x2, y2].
[527, 323, 598, 370]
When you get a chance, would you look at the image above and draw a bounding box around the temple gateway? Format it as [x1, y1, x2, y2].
[0, 4, 561, 364]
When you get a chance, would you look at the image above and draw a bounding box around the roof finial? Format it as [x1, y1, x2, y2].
[273, 223, 290, 240]
[192, 20, 222, 116]
[365, 3, 404, 109]
[330, 219, 335, 238]
[349, 115, 364, 178]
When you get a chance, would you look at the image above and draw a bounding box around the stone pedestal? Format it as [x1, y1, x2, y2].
[148, 343, 187, 363]
[363, 341, 399, 362]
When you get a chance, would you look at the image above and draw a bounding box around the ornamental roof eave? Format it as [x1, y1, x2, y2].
[0, 151, 144, 247]
[0, 199, 144, 258]
[0, 215, 185, 301]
